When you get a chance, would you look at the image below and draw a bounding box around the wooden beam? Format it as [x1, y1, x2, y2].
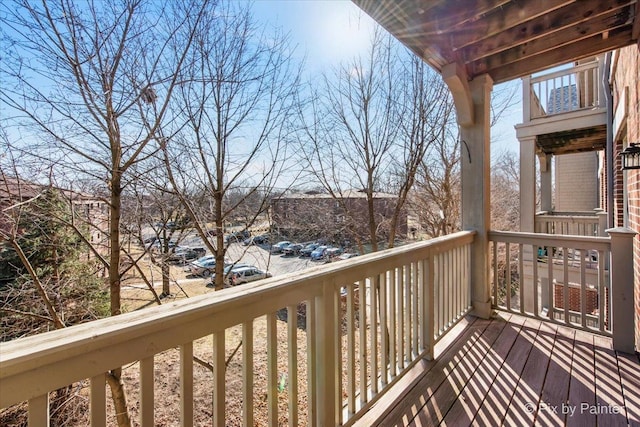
[446, 0, 575, 50]
[460, 0, 634, 63]
[407, 0, 511, 36]
[486, 29, 634, 83]
[469, 11, 631, 75]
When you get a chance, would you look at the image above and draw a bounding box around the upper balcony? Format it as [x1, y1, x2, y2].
[516, 58, 608, 156]
[1, 230, 637, 426]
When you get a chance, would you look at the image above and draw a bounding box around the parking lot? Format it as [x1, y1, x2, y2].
[223, 242, 322, 278]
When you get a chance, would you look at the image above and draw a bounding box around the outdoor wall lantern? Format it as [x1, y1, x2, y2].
[621, 143, 640, 170]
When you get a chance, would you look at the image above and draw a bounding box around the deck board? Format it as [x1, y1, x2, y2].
[594, 335, 629, 426]
[353, 313, 640, 427]
[371, 316, 492, 426]
[536, 325, 576, 426]
[566, 330, 596, 426]
[408, 315, 510, 426]
[440, 315, 526, 426]
[502, 319, 558, 426]
[471, 317, 542, 426]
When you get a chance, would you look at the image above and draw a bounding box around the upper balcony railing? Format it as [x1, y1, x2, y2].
[522, 58, 606, 123]
[535, 210, 608, 237]
[0, 231, 475, 426]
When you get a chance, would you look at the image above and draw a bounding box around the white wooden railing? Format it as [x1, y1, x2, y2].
[523, 59, 605, 122]
[0, 231, 474, 426]
[489, 231, 611, 335]
[535, 211, 606, 237]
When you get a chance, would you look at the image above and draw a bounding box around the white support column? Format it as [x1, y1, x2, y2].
[449, 70, 493, 319]
[519, 139, 537, 233]
[520, 137, 538, 313]
[538, 153, 552, 214]
[607, 227, 637, 353]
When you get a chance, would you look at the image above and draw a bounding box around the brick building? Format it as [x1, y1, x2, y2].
[607, 45, 640, 349]
[0, 176, 109, 258]
[271, 189, 408, 243]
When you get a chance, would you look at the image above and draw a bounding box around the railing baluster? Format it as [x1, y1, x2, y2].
[28, 394, 49, 427]
[425, 252, 435, 360]
[419, 259, 427, 352]
[533, 245, 539, 318]
[389, 268, 397, 378]
[286, 306, 298, 427]
[506, 242, 511, 311]
[267, 313, 278, 426]
[140, 356, 154, 426]
[358, 279, 367, 406]
[492, 242, 498, 306]
[346, 285, 356, 417]
[396, 268, 404, 370]
[563, 248, 569, 325]
[380, 272, 388, 386]
[412, 261, 419, 356]
[306, 299, 317, 425]
[598, 250, 606, 333]
[519, 244, 524, 314]
[180, 343, 193, 427]
[548, 247, 554, 321]
[242, 319, 254, 427]
[213, 331, 225, 427]
[444, 253, 450, 328]
[90, 373, 106, 427]
[242, 321, 254, 427]
[404, 264, 411, 363]
[580, 252, 587, 329]
[370, 275, 378, 395]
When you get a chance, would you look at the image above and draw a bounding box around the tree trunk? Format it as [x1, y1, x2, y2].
[161, 262, 171, 296]
[106, 368, 131, 427]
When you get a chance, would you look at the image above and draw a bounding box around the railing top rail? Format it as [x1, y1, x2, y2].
[489, 230, 610, 251]
[536, 211, 601, 218]
[529, 61, 600, 84]
[0, 230, 476, 408]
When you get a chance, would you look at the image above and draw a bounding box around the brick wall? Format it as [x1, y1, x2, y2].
[611, 44, 640, 351]
[553, 283, 609, 328]
[555, 152, 599, 211]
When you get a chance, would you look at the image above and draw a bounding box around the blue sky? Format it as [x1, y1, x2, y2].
[252, 0, 376, 72]
[251, 0, 521, 155]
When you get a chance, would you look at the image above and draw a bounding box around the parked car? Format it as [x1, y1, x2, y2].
[337, 252, 359, 260]
[149, 239, 177, 252]
[188, 257, 222, 276]
[310, 245, 328, 260]
[271, 241, 291, 253]
[282, 243, 304, 256]
[168, 246, 206, 263]
[225, 230, 250, 244]
[210, 263, 252, 284]
[226, 266, 272, 286]
[299, 243, 319, 257]
[242, 234, 270, 246]
[324, 247, 343, 259]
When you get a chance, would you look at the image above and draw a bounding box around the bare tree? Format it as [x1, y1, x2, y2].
[491, 150, 520, 231]
[0, 1, 209, 424]
[158, 1, 303, 290]
[298, 28, 450, 252]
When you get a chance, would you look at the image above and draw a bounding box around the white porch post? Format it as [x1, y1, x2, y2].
[520, 139, 537, 232]
[607, 227, 637, 353]
[539, 153, 552, 214]
[444, 64, 493, 319]
[520, 137, 537, 313]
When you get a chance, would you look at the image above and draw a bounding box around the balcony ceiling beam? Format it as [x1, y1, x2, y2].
[352, 0, 638, 84]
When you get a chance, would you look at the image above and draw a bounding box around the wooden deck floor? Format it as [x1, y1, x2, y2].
[354, 313, 640, 427]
